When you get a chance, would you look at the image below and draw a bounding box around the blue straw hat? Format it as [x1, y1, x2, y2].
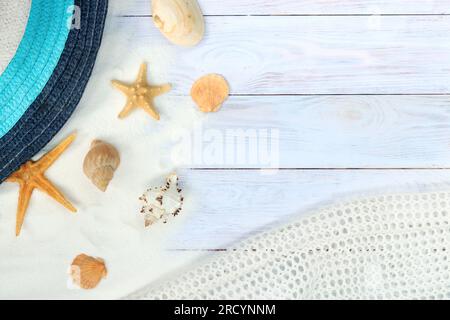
[0, 0, 108, 182]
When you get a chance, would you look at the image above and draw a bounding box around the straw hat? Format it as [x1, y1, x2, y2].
[0, 0, 108, 182]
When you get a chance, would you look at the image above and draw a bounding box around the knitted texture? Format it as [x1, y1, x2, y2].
[0, 0, 108, 183]
[0, 1, 30, 75]
[127, 191, 450, 300]
[0, 0, 73, 137]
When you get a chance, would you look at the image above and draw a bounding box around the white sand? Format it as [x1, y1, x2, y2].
[0, 2, 208, 299]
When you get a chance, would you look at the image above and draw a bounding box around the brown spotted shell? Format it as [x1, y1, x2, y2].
[191, 74, 229, 112]
[83, 140, 120, 192]
[70, 254, 107, 290]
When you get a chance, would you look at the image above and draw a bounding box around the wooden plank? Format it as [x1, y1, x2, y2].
[168, 169, 450, 249]
[111, 15, 450, 94]
[115, 1, 450, 16]
[160, 95, 450, 169]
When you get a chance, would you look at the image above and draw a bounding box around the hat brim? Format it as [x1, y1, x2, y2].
[0, 0, 108, 182]
[0, 0, 73, 135]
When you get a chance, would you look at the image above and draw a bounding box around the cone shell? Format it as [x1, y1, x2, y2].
[83, 140, 120, 192]
[70, 254, 107, 290]
[152, 0, 205, 47]
[191, 74, 229, 112]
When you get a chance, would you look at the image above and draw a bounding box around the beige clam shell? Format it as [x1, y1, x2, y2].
[70, 254, 107, 290]
[152, 0, 205, 47]
[191, 74, 230, 112]
[83, 140, 120, 192]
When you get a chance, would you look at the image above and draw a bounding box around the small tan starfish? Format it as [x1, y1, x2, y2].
[111, 63, 171, 121]
[6, 134, 77, 236]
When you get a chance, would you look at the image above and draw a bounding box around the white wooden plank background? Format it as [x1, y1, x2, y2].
[109, 1, 450, 250]
[113, 15, 450, 94]
[119, 0, 450, 16]
[166, 96, 450, 169]
[170, 169, 450, 249]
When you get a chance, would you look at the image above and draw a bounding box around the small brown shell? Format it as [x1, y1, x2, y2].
[70, 254, 107, 290]
[83, 140, 120, 192]
[191, 74, 229, 113]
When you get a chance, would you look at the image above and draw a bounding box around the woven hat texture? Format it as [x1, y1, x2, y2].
[0, 1, 31, 74]
[0, 0, 108, 183]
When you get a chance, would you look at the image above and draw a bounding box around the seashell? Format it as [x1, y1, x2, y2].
[83, 140, 120, 192]
[152, 0, 205, 47]
[139, 173, 184, 227]
[70, 254, 107, 290]
[191, 74, 229, 113]
[141, 206, 165, 227]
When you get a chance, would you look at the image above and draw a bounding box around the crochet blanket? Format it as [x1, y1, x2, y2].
[127, 191, 450, 300]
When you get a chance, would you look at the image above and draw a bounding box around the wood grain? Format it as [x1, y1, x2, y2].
[163, 95, 450, 169]
[117, 0, 450, 16]
[168, 169, 450, 249]
[109, 5, 450, 250]
[113, 15, 450, 94]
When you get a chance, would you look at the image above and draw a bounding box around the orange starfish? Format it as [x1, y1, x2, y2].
[111, 63, 171, 121]
[6, 134, 77, 236]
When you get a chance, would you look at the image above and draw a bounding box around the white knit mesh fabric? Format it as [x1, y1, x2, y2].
[127, 191, 450, 300]
[0, 0, 31, 75]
